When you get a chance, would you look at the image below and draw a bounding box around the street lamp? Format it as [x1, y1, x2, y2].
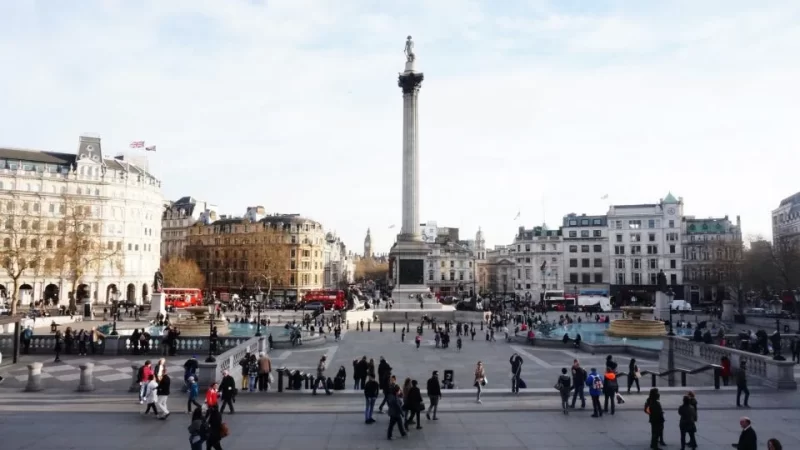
[667, 287, 675, 336]
[255, 293, 264, 337]
[109, 300, 119, 335]
[205, 300, 217, 363]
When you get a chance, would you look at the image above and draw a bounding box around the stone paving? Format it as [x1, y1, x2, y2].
[1, 407, 799, 449]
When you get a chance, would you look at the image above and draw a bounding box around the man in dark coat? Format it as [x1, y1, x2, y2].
[733, 416, 757, 450]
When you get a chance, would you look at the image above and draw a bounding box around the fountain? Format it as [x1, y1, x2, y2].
[172, 306, 230, 336]
[606, 306, 666, 338]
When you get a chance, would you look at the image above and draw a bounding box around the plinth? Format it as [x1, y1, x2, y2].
[147, 292, 166, 319]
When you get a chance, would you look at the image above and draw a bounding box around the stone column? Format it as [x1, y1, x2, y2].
[398, 68, 424, 242]
[130, 364, 141, 393]
[77, 362, 95, 392]
[721, 299, 736, 322]
[25, 362, 44, 392]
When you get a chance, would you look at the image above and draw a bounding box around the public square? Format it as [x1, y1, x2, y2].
[2, 327, 800, 449]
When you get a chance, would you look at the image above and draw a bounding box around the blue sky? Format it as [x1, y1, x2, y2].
[1, 0, 799, 254]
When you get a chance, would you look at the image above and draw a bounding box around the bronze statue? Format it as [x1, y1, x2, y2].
[657, 269, 667, 293]
[154, 269, 164, 293]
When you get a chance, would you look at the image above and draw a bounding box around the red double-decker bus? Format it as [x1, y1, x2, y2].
[303, 290, 346, 310]
[163, 288, 204, 308]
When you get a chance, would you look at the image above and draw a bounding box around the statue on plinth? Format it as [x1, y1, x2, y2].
[404, 35, 415, 62]
[657, 269, 667, 293]
[153, 269, 164, 293]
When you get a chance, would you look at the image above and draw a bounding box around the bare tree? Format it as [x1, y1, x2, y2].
[51, 195, 123, 311]
[247, 228, 290, 299]
[161, 257, 206, 289]
[355, 258, 389, 282]
[770, 236, 800, 290]
[0, 205, 48, 315]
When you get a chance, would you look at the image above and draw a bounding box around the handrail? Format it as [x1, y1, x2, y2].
[613, 364, 723, 389]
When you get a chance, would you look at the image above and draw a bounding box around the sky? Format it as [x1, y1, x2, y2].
[1, 0, 798, 255]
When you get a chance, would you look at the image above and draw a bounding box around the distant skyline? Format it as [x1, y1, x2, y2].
[1, 1, 798, 254]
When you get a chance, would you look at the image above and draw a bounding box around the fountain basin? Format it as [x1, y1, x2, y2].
[606, 306, 666, 337]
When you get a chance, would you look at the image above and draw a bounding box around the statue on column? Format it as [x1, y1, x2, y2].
[657, 269, 667, 293]
[153, 269, 164, 293]
[404, 36, 416, 62]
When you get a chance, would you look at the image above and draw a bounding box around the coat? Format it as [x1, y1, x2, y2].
[602, 372, 618, 395]
[556, 374, 571, 397]
[426, 377, 442, 397]
[145, 380, 159, 403]
[406, 386, 423, 412]
[736, 426, 757, 450]
[585, 372, 603, 396]
[677, 404, 697, 432]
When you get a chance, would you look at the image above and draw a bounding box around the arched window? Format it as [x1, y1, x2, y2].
[32, 221, 40, 231]
[2, 238, 10, 248]
[56, 239, 64, 248]
[47, 221, 56, 231]
[46, 239, 53, 249]
[19, 238, 27, 248]
[30, 239, 38, 248]
[44, 258, 52, 270]
[20, 220, 28, 230]
[107, 241, 113, 250]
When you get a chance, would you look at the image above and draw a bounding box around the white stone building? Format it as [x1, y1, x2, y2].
[324, 232, 354, 289]
[161, 196, 218, 259]
[607, 193, 684, 303]
[772, 191, 800, 245]
[421, 224, 478, 296]
[0, 135, 163, 306]
[562, 213, 610, 296]
[484, 245, 515, 295]
[511, 225, 564, 301]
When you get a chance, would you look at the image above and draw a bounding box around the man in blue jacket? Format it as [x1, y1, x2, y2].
[585, 367, 604, 418]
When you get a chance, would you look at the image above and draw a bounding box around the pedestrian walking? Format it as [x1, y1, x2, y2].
[426, 371, 441, 420]
[205, 381, 219, 411]
[405, 380, 424, 430]
[628, 358, 641, 393]
[570, 359, 586, 409]
[510, 353, 523, 394]
[736, 361, 750, 407]
[386, 385, 407, 440]
[219, 370, 236, 414]
[474, 361, 486, 404]
[732, 416, 756, 450]
[645, 388, 666, 449]
[53, 330, 63, 363]
[188, 407, 208, 450]
[586, 367, 603, 417]
[767, 438, 783, 450]
[312, 355, 331, 395]
[143, 374, 158, 416]
[364, 374, 379, 424]
[156, 371, 171, 419]
[187, 376, 201, 413]
[206, 405, 226, 450]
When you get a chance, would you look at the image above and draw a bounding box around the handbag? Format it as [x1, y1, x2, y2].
[220, 422, 230, 438]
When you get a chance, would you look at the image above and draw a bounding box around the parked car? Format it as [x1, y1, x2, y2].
[670, 300, 692, 311]
[303, 302, 325, 311]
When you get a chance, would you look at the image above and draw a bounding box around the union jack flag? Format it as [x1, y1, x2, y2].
[129, 141, 145, 148]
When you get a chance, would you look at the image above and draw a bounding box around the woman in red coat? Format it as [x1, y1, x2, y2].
[720, 356, 731, 386]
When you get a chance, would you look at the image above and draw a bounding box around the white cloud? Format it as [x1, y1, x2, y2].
[0, 0, 798, 254]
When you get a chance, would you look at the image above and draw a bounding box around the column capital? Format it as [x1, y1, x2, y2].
[398, 72, 424, 95]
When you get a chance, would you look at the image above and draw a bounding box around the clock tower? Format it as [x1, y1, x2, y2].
[364, 228, 372, 259]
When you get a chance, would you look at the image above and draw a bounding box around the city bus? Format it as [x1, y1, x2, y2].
[302, 289, 346, 310]
[163, 288, 204, 308]
[542, 289, 575, 311]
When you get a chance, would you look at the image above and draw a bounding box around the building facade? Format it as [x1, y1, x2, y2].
[484, 245, 515, 296]
[562, 213, 610, 296]
[324, 232, 354, 289]
[0, 135, 162, 306]
[185, 213, 326, 302]
[607, 193, 684, 303]
[161, 196, 218, 260]
[682, 215, 743, 305]
[511, 225, 564, 301]
[772, 192, 800, 245]
[423, 226, 477, 296]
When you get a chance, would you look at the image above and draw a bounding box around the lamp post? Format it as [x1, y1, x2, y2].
[667, 287, 675, 336]
[109, 300, 119, 335]
[205, 300, 217, 363]
[255, 293, 264, 337]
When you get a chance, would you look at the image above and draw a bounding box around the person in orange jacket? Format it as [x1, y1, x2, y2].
[602, 368, 619, 415]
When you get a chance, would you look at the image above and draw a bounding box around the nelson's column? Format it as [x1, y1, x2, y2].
[390, 36, 439, 308]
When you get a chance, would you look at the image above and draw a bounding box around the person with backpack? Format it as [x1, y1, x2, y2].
[585, 367, 604, 417]
[602, 368, 619, 415]
[186, 376, 201, 414]
[555, 368, 572, 414]
[187, 406, 208, 450]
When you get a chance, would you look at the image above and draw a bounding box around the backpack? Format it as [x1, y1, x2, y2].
[592, 375, 603, 391]
[188, 420, 209, 440]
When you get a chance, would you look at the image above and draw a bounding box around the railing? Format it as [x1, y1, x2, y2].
[198, 336, 264, 385]
[0, 334, 254, 357]
[615, 364, 723, 389]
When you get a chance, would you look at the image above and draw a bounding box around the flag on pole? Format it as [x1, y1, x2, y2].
[145, 145, 157, 152]
[513, 211, 520, 220]
[129, 141, 145, 148]
[600, 194, 609, 200]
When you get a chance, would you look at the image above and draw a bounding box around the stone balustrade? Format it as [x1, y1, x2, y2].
[0, 334, 254, 357]
[660, 336, 796, 390]
[198, 336, 265, 385]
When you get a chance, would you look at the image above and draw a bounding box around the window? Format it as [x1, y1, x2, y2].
[593, 258, 602, 267]
[593, 245, 602, 252]
[669, 244, 676, 254]
[525, 244, 531, 251]
[581, 245, 590, 252]
[648, 219, 655, 228]
[633, 258, 641, 269]
[569, 273, 579, 283]
[649, 273, 657, 285]
[647, 245, 658, 254]
[569, 219, 577, 226]
[614, 220, 622, 229]
[649, 233, 656, 242]
[670, 274, 677, 284]
[569, 245, 578, 253]
[631, 245, 641, 255]
[614, 245, 625, 255]
[616, 273, 625, 284]
[632, 273, 642, 284]
[593, 230, 601, 237]
[569, 259, 578, 268]
[581, 273, 591, 284]
[581, 258, 590, 268]
[428, 272, 433, 281]
[666, 232, 678, 241]
[649, 258, 658, 270]
[629, 220, 641, 229]
[580, 230, 589, 238]
[616, 234, 623, 242]
[594, 273, 603, 283]
[630, 233, 641, 242]
[569, 231, 577, 238]
[581, 219, 589, 226]
[540, 244, 545, 250]
[615, 259, 625, 269]
[670, 259, 676, 269]
[668, 220, 675, 228]
[592, 219, 602, 225]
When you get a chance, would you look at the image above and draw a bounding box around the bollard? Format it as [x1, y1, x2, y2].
[680, 371, 687, 387]
[367, 322, 371, 332]
[393, 322, 396, 333]
[480, 322, 484, 331]
[77, 362, 95, 392]
[129, 364, 141, 393]
[380, 321, 383, 332]
[302, 372, 310, 389]
[346, 321, 350, 330]
[650, 373, 657, 387]
[25, 362, 44, 392]
[406, 322, 410, 331]
[277, 368, 285, 392]
[713, 367, 720, 390]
